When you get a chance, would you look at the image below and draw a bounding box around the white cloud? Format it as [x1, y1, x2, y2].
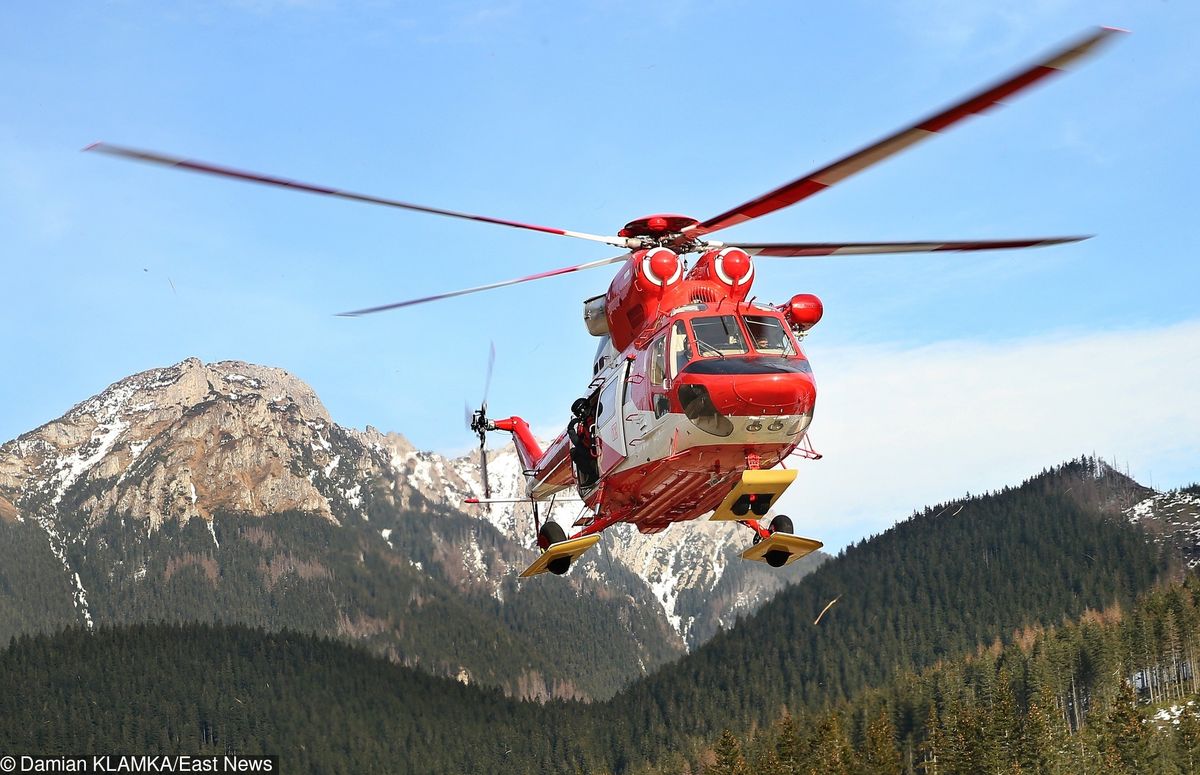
[781, 319, 1200, 551]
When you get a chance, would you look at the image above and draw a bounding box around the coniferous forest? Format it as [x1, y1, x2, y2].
[0, 460, 1191, 773]
[7, 577, 1200, 774]
[697, 577, 1200, 775]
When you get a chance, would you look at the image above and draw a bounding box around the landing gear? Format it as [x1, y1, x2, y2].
[521, 521, 603, 578]
[538, 520, 566, 549]
[763, 550, 790, 568]
[769, 514, 793, 534]
[737, 513, 823, 568]
[537, 522, 572, 576]
[763, 514, 794, 567]
[730, 493, 775, 517]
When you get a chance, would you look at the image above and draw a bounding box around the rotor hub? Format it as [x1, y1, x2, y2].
[618, 214, 699, 239]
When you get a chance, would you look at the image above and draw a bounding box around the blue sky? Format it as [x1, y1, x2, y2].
[3, 1, 1197, 548]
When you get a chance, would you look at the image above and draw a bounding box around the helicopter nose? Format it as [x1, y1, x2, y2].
[724, 372, 816, 416]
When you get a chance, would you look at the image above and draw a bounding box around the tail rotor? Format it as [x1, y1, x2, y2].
[468, 343, 496, 501]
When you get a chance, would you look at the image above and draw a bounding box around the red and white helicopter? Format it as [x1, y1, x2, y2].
[89, 27, 1122, 577]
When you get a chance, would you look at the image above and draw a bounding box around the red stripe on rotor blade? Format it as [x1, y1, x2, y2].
[738, 180, 829, 221]
[337, 253, 631, 316]
[749, 246, 839, 257]
[83, 143, 612, 242]
[918, 66, 1055, 133]
[930, 238, 1058, 250]
[736, 236, 1088, 258]
[688, 27, 1122, 238]
[173, 159, 338, 194]
[168, 158, 571, 236]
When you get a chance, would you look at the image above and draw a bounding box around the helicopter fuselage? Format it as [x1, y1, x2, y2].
[495, 236, 822, 534]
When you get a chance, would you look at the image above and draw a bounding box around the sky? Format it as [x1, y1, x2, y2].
[2, 0, 1197, 550]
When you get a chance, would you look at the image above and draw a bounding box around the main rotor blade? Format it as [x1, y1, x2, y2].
[687, 26, 1124, 238]
[84, 142, 635, 249]
[337, 252, 631, 316]
[731, 236, 1090, 257]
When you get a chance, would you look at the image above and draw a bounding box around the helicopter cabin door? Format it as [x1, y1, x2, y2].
[594, 360, 630, 476]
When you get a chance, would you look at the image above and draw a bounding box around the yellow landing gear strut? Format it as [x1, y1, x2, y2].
[714, 469, 823, 567]
[520, 534, 602, 578]
[742, 531, 823, 567]
[710, 469, 798, 521]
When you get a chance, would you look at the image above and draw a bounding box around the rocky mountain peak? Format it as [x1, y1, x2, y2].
[0, 357, 355, 531]
[0, 356, 827, 652]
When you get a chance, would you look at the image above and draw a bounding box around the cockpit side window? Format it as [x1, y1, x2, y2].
[690, 315, 748, 357]
[668, 320, 691, 378]
[649, 336, 667, 386]
[744, 314, 797, 356]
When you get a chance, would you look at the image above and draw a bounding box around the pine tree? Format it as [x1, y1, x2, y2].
[1101, 681, 1152, 772]
[708, 730, 748, 775]
[988, 663, 1021, 772]
[862, 708, 902, 774]
[1022, 683, 1070, 774]
[1175, 704, 1200, 774]
[918, 703, 944, 775]
[806, 711, 855, 775]
[774, 713, 799, 774]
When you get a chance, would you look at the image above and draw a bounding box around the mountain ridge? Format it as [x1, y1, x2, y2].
[0, 456, 1185, 774]
[0, 356, 825, 696]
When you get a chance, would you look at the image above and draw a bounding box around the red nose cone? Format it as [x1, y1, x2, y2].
[649, 250, 679, 283]
[730, 373, 816, 415]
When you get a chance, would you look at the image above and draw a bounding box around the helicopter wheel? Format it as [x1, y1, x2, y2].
[538, 522, 571, 575]
[538, 521, 566, 550]
[764, 515, 794, 568]
[764, 550, 790, 568]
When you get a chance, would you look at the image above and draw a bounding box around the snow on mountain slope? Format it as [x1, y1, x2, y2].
[374, 434, 825, 647]
[0, 357, 824, 649]
[1125, 487, 1200, 567]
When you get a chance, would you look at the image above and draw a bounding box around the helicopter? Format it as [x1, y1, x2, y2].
[87, 26, 1122, 577]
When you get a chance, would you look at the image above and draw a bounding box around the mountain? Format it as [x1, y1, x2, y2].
[0, 458, 1182, 775]
[1125, 485, 1200, 568]
[396, 438, 825, 647]
[1025, 457, 1200, 568]
[0, 357, 823, 698]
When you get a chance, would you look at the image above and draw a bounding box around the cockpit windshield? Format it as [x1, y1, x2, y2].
[744, 314, 797, 356]
[690, 315, 748, 357]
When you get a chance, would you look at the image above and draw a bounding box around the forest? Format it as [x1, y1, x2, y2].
[5, 575, 1200, 773]
[694, 577, 1200, 774]
[0, 460, 1186, 773]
